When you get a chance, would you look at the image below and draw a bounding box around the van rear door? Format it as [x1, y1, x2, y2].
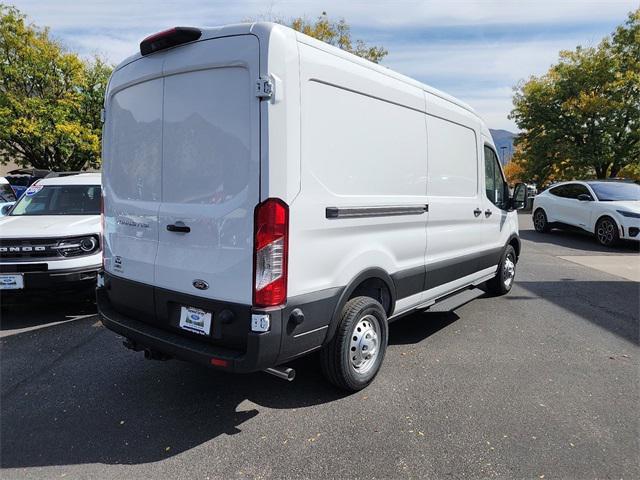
[103, 63, 164, 287]
[154, 36, 261, 305]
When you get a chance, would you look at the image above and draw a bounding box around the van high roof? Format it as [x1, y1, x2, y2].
[116, 22, 480, 121]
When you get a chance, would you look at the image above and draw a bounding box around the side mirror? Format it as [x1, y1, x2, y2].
[577, 193, 593, 202]
[0, 203, 13, 215]
[511, 183, 528, 210]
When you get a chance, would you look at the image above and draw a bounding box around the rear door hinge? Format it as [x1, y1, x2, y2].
[255, 77, 273, 100]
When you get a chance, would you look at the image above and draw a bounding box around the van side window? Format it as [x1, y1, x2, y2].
[484, 146, 507, 209]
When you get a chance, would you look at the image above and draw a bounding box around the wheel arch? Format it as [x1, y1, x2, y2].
[594, 214, 622, 236]
[323, 267, 396, 345]
[533, 206, 547, 218]
[507, 233, 521, 260]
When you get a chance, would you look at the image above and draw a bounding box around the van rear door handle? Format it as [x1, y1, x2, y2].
[167, 223, 191, 233]
[473, 208, 482, 217]
[485, 209, 493, 217]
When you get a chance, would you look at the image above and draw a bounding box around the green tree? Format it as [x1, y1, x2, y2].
[0, 5, 112, 171]
[510, 9, 640, 184]
[251, 12, 388, 64]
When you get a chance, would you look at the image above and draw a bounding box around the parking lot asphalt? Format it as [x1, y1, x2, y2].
[1, 214, 638, 480]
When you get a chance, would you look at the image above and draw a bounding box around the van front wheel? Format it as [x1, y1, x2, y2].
[486, 245, 517, 296]
[320, 296, 388, 391]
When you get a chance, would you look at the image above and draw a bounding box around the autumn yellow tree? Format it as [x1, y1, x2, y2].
[510, 9, 639, 184]
[503, 160, 525, 184]
[0, 5, 112, 171]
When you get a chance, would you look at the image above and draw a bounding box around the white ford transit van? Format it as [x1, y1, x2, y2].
[98, 23, 528, 391]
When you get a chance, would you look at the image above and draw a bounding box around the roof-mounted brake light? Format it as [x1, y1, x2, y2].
[140, 27, 202, 56]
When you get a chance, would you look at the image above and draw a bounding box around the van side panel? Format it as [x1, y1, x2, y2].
[289, 42, 428, 308]
[254, 24, 302, 204]
[423, 92, 493, 298]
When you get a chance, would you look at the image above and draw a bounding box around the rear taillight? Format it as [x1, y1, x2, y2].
[253, 198, 289, 307]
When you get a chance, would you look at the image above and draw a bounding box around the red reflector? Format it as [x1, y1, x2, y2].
[140, 26, 202, 56]
[210, 358, 228, 367]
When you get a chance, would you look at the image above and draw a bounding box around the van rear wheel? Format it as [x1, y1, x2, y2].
[486, 245, 517, 296]
[320, 296, 388, 391]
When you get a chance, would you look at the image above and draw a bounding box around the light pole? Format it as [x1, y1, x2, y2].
[500, 146, 507, 165]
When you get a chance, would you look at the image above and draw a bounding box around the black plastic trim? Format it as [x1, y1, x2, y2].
[324, 268, 397, 346]
[326, 204, 428, 219]
[425, 248, 502, 290]
[0, 265, 99, 289]
[507, 233, 522, 258]
[98, 273, 343, 372]
[0, 263, 49, 273]
[391, 265, 425, 299]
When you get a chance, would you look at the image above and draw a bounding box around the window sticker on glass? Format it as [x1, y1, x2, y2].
[25, 185, 44, 196]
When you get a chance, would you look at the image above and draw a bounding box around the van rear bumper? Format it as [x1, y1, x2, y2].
[97, 273, 342, 373]
[97, 286, 283, 373]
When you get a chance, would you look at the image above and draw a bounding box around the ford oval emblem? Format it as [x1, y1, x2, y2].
[193, 279, 209, 290]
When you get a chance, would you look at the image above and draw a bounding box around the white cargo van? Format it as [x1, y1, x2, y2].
[98, 23, 528, 391]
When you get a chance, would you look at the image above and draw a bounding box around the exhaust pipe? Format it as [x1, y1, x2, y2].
[143, 349, 171, 361]
[264, 366, 296, 382]
[123, 338, 142, 352]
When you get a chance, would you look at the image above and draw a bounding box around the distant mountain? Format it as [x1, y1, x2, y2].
[489, 129, 516, 165]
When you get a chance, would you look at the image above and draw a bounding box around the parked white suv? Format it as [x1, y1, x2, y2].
[98, 23, 527, 391]
[533, 180, 640, 246]
[0, 173, 102, 295]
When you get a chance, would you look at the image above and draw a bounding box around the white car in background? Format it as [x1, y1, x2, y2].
[0, 173, 102, 295]
[0, 177, 17, 216]
[533, 180, 640, 247]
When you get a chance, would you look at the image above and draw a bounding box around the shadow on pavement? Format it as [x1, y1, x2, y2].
[517, 281, 639, 345]
[0, 298, 96, 331]
[520, 228, 640, 253]
[388, 311, 459, 345]
[0, 303, 458, 469]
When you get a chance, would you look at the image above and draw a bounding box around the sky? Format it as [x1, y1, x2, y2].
[12, 0, 639, 131]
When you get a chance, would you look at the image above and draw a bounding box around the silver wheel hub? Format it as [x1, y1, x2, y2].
[349, 315, 380, 374]
[503, 254, 515, 288]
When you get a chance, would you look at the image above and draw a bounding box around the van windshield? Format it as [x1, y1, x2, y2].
[10, 185, 101, 216]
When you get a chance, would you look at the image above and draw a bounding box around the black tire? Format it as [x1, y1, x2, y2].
[595, 216, 619, 247]
[533, 208, 550, 233]
[486, 245, 517, 296]
[320, 296, 388, 391]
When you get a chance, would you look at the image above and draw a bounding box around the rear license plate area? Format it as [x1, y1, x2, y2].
[179, 306, 212, 336]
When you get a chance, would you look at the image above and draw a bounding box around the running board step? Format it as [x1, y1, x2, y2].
[427, 287, 485, 313]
